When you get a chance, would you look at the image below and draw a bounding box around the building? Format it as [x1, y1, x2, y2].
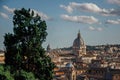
[73, 30, 86, 57]
[86, 67, 120, 80]
[73, 31, 96, 64]
[47, 31, 88, 80]
[0, 50, 5, 64]
[47, 30, 120, 80]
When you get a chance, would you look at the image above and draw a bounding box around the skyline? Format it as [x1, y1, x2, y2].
[0, 0, 120, 49]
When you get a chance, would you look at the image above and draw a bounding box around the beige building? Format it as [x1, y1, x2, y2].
[73, 30, 86, 57]
[0, 50, 5, 64]
[48, 30, 120, 80]
[87, 67, 120, 80]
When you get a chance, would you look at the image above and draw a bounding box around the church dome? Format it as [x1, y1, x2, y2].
[66, 62, 73, 68]
[73, 31, 85, 49]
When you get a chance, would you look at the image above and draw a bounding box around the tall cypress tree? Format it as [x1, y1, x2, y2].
[4, 8, 55, 80]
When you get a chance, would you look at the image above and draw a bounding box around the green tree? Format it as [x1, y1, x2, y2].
[14, 70, 36, 80]
[4, 8, 55, 80]
[0, 65, 14, 80]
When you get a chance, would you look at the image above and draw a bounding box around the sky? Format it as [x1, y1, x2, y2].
[0, 0, 120, 49]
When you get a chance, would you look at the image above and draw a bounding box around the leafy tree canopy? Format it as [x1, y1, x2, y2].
[4, 8, 55, 80]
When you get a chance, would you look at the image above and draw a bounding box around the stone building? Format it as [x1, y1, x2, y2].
[73, 30, 86, 57]
[0, 50, 5, 64]
[47, 30, 101, 80]
[65, 63, 76, 80]
[86, 67, 120, 80]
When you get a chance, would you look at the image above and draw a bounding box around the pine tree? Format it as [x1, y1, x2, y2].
[4, 8, 55, 80]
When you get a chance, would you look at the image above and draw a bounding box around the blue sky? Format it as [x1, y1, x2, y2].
[0, 0, 120, 49]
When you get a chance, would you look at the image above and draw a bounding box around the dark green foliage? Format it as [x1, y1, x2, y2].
[14, 70, 35, 80]
[0, 65, 14, 80]
[4, 8, 55, 80]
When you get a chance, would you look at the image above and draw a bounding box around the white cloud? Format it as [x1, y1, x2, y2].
[107, 0, 120, 5]
[1, 7, 51, 20]
[31, 9, 51, 20]
[60, 2, 120, 16]
[89, 26, 103, 31]
[0, 12, 9, 19]
[70, 2, 102, 13]
[89, 26, 95, 31]
[101, 9, 120, 16]
[60, 5, 73, 13]
[61, 14, 98, 24]
[97, 27, 103, 31]
[3, 5, 15, 13]
[106, 19, 120, 24]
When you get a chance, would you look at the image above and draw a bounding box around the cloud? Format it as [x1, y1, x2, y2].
[3, 5, 15, 13]
[106, 19, 120, 24]
[1, 6, 51, 20]
[60, 5, 73, 13]
[70, 2, 102, 13]
[60, 2, 120, 16]
[0, 12, 9, 19]
[97, 27, 103, 31]
[101, 9, 120, 16]
[31, 9, 51, 20]
[89, 26, 95, 31]
[61, 14, 98, 24]
[89, 26, 103, 31]
[107, 0, 120, 5]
